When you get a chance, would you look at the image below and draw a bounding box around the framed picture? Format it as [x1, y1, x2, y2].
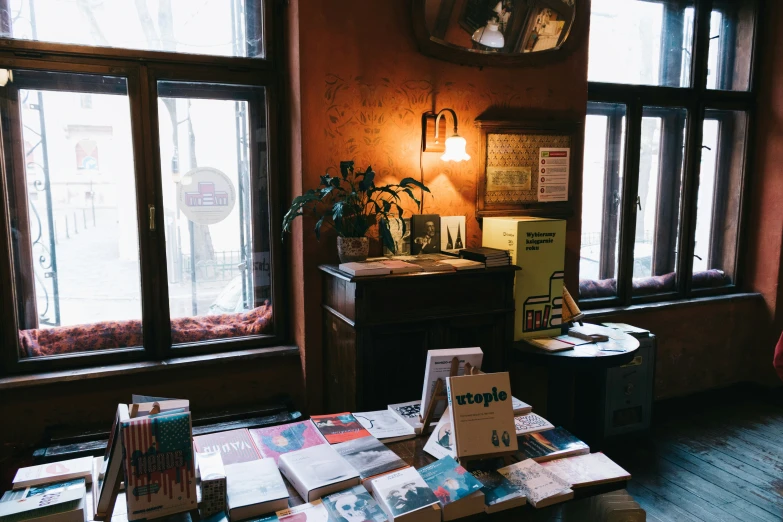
[411, 214, 441, 255]
[475, 118, 580, 218]
[383, 218, 411, 256]
[440, 216, 466, 254]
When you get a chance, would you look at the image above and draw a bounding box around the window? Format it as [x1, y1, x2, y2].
[0, 1, 282, 374]
[580, 0, 758, 306]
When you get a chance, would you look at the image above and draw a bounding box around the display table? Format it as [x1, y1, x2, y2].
[74, 436, 630, 522]
[512, 331, 640, 446]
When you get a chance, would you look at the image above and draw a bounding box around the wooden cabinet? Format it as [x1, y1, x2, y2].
[320, 265, 517, 411]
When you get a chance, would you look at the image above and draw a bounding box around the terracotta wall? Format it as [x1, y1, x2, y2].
[747, 0, 783, 373]
[288, 0, 590, 412]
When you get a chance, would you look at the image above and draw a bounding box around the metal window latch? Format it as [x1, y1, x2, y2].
[148, 204, 156, 231]
[636, 196, 642, 211]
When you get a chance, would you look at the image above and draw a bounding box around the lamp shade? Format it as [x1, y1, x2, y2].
[472, 21, 505, 49]
[441, 135, 471, 162]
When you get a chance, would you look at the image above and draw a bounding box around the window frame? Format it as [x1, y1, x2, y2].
[581, 0, 760, 310]
[0, 1, 287, 375]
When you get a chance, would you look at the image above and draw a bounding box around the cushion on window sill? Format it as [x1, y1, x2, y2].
[579, 269, 732, 300]
[17, 302, 273, 359]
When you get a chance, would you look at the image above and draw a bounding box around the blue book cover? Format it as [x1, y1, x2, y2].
[469, 468, 523, 506]
[417, 456, 482, 506]
[121, 411, 197, 521]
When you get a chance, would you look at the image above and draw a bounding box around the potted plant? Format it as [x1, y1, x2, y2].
[283, 161, 430, 262]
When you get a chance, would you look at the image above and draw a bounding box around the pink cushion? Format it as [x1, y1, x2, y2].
[18, 302, 273, 358]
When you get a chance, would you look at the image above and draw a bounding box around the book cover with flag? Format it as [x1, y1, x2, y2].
[121, 411, 197, 521]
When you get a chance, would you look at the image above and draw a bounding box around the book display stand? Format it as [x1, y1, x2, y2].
[419, 359, 484, 434]
[419, 357, 460, 435]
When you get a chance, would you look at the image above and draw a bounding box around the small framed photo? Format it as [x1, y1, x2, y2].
[411, 214, 441, 255]
[383, 218, 411, 256]
[440, 216, 466, 254]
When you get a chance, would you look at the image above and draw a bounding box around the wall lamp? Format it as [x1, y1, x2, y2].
[421, 108, 471, 162]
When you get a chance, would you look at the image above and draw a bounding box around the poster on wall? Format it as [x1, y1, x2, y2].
[177, 167, 237, 225]
[537, 148, 569, 202]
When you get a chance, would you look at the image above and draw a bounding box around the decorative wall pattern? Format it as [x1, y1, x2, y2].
[320, 73, 552, 250]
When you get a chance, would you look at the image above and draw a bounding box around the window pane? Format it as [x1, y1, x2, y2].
[633, 107, 687, 296]
[579, 102, 626, 300]
[589, 0, 694, 87]
[157, 82, 273, 346]
[693, 111, 746, 288]
[707, 2, 756, 91]
[3, 0, 263, 58]
[5, 70, 143, 358]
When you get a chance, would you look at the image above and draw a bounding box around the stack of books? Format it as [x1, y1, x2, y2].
[459, 247, 511, 267]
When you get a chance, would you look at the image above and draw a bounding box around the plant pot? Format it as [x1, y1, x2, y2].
[337, 236, 369, 263]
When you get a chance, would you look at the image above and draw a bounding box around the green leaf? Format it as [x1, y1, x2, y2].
[368, 185, 401, 201]
[314, 215, 326, 240]
[340, 161, 354, 179]
[382, 199, 392, 213]
[401, 187, 421, 205]
[358, 167, 376, 191]
[400, 177, 431, 193]
[379, 219, 396, 254]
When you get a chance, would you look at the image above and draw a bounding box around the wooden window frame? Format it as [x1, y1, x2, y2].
[581, 0, 759, 310]
[0, 1, 288, 375]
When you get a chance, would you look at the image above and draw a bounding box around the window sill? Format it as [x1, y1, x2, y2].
[584, 292, 763, 319]
[0, 345, 300, 391]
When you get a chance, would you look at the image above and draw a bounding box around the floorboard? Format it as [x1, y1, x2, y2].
[604, 384, 783, 522]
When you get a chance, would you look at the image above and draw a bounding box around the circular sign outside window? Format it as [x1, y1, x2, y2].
[177, 167, 236, 225]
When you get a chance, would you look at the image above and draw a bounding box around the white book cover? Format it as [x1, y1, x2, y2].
[420, 348, 483, 420]
[388, 401, 424, 433]
[12, 457, 93, 489]
[278, 444, 359, 500]
[514, 413, 554, 436]
[338, 262, 391, 277]
[225, 459, 288, 512]
[353, 411, 416, 441]
[539, 452, 631, 488]
[511, 397, 533, 415]
[423, 406, 456, 460]
[497, 460, 572, 507]
[440, 216, 466, 254]
[277, 499, 329, 522]
[333, 436, 407, 480]
[369, 467, 439, 519]
[446, 372, 517, 459]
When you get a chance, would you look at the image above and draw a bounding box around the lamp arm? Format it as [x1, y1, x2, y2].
[434, 108, 459, 139]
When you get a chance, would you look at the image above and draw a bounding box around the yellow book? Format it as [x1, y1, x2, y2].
[482, 217, 566, 339]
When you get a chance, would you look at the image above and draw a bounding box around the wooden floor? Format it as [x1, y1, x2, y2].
[603, 385, 783, 522]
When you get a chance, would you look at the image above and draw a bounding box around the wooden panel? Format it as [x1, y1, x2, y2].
[359, 324, 433, 410]
[355, 270, 515, 325]
[323, 274, 356, 323]
[323, 311, 357, 412]
[442, 313, 509, 371]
